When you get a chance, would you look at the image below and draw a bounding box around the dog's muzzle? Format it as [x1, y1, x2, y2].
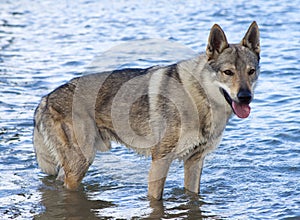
[221, 88, 252, 118]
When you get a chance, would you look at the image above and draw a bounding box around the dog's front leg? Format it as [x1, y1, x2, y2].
[184, 151, 205, 194]
[148, 157, 172, 200]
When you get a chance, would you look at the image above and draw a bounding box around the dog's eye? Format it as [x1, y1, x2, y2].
[223, 70, 234, 76]
[248, 69, 255, 75]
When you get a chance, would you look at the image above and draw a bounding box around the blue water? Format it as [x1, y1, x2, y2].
[1, 0, 299, 219]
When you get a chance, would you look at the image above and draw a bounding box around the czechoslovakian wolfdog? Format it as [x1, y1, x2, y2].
[34, 22, 260, 200]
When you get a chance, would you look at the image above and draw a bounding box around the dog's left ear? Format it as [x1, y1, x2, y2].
[242, 21, 260, 56]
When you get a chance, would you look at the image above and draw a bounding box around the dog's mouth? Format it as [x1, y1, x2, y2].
[221, 89, 251, 118]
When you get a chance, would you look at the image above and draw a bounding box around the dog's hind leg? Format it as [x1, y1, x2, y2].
[34, 100, 94, 190]
[55, 120, 93, 190]
[184, 150, 205, 194]
[62, 152, 90, 190]
[148, 156, 173, 200]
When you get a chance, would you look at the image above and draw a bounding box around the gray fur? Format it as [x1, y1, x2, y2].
[33, 21, 260, 200]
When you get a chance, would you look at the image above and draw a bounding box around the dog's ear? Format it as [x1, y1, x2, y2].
[242, 21, 260, 56]
[206, 24, 229, 60]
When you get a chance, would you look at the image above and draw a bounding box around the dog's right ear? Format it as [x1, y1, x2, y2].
[206, 24, 229, 60]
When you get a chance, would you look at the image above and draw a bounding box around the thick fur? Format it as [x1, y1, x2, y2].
[33, 22, 260, 200]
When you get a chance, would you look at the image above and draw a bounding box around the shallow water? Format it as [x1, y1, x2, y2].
[1, 0, 299, 219]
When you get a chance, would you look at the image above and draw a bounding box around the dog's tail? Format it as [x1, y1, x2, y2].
[33, 97, 60, 176]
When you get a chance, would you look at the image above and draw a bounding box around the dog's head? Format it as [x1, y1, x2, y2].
[206, 21, 260, 118]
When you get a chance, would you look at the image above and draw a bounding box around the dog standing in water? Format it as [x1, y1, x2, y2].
[33, 22, 260, 200]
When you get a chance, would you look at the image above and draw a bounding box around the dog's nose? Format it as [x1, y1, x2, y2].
[237, 89, 252, 104]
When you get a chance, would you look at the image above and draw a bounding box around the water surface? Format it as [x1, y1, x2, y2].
[0, 0, 299, 219]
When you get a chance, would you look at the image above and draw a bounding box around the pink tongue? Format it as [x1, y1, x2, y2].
[232, 102, 251, 118]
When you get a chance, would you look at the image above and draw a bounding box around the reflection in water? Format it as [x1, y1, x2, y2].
[36, 175, 220, 219]
[147, 191, 210, 219]
[35, 176, 114, 219]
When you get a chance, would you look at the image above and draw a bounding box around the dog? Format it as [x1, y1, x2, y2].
[33, 21, 260, 200]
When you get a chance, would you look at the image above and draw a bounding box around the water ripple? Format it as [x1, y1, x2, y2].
[0, 0, 300, 219]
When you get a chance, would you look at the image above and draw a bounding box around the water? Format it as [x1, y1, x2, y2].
[0, 0, 299, 219]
